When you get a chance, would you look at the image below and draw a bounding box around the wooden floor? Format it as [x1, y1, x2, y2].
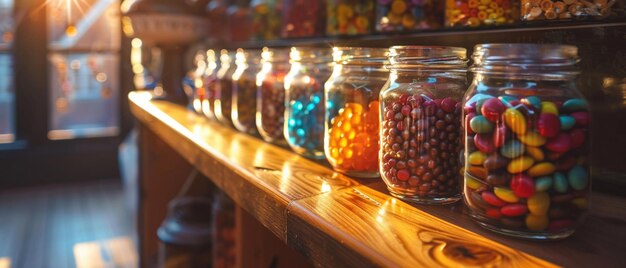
[0, 179, 137, 268]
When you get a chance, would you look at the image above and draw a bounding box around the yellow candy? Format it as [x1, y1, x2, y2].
[494, 187, 519, 203]
[519, 131, 547, 147]
[526, 214, 549, 231]
[572, 197, 588, 209]
[504, 108, 527, 135]
[541, 101, 559, 115]
[526, 146, 545, 161]
[465, 175, 482, 190]
[507, 156, 535, 174]
[528, 192, 550, 216]
[468, 151, 488, 166]
[528, 162, 555, 177]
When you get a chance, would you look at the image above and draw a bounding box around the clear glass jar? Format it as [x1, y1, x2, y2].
[326, 0, 374, 36]
[185, 50, 208, 116]
[445, 0, 519, 27]
[375, 0, 444, 32]
[232, 48, 261, 135]
[324, 47, 388, 178]
[521, 0, 625, 22]
[281, 0, 326, 38]
[256, 47, 291, 145]
[251, 0, 282, 40]
[203, 49, 220, 119]
[215, 49, 236, 126]
[380, 46, 468, 204]
[284, 47, 333, 159]
[462, 44, 591, 239]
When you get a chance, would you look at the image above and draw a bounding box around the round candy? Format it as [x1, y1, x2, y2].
[494, 187, 519, 203]
[474, 133, 496, 153]
[481, 98, 507, 122]
[559, 115, 575, 130]
[500, 140, 525, 159]
[568, 165, 588, 190]
[507, 156, 534, 174]
[536, 113, 560, 138]
[526, 214, 549, 231]
[510, 174, 535, 198]
[562, 98, 587, 112]
[483, 154, 509, 170]
[518, 131, 546, 147]
[527, 162, 555, 177]
[540, 101, 558, 115]
[526, 146, 545, 161]
[468, 151, 488, 166]
[501, 204, 528, 217]
[545, 133, 572, 153]
[535, 176, 553, 191]
[470, 115, 494, 134]
[504, 108, 527, 135]
[527, 191, 550, 216]
[553, 172, 569, 193]
[482, 191, 507, 207]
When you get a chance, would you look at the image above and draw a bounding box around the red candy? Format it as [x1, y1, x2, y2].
[486, 208, 502, 219]
[571, 112, 590, 126]
[474, 133, 496, 153]
[481, 98, 507, 122]
[482, 191, 507, 207]
[569, 128, 586, 149]
[536, 113, 560, 138]
[500, 204, 528, 217]
[546, 133, 572, 153]
[440, 97, 457, 113]
[510, 174, 535, 198]
[397, 169, 410, 181]
[493, 123, 507, 148]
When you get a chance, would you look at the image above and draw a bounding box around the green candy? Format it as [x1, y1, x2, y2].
[500, 140, 525, 159]
[535, 176, 553, 191]
[559, 115, 576, 130]
[524, 96, 542, 110]
[554, 172, 569, 193]
[562, 98, 588, 113]
[568, 165, 589, 190]
[470, 115, 494, 134]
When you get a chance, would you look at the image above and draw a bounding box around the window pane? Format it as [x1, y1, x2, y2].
[0, 0, 14, 143]
[47, 0, 120, 140]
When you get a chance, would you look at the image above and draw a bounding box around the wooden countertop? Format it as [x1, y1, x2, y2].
[129, 91, 626, 267]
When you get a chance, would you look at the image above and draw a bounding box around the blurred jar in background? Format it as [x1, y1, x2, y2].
[232, 48, 261, 135]
[251, 0, 282, 40]
[376, 0, 444, 32]
[326, 0, 375, 36]
[281, 0, 326, 37]
[256, 47, 291, 145]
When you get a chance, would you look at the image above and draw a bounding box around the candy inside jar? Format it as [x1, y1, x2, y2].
[380, 46, 468, 204]
[202, 49, 220, 119]
[463, 44, 591, 240]
[232, 48, 261, 136]
[215, 49, 236, 126]
[375, 0, 444, 32]
[326, 0, 375, 36]
[445, 0, 520, 27]
[256, 47, 291, 145]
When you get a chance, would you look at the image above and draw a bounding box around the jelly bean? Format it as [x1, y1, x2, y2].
[572, 197, 588, 209]
[486, 173, 510, 187]
[510, 174, 535, 198]
[568, 165, 588, 190]
[486, 208, 502, 219]
[494, 187, 519, 203]
[571, 112, 590, 126]
[500, 140, 525, 159]
[507, 156, 534, 174]
[527, 191, 550, 216]
[540, 101, 558, 115]
[501, 204, 528, 217]
[569, 128, 586, 149]
[481, 98, 507, 122]
[559, 115, 575, 130]
[553, 172, 568, 193]
[523, 96, 541, 110]
[473, 95, 493, 115]
[548, 219, 573, 231]
[526, 214, 549, 231]
[470, 115, 494, 134]
[482, 191, 507, 207]
[536, 113, 560, 138]
[493, 123, 507, 148]
[474, 134, 496, 153]
[504, 108, 527, 135]
[526, 146, 545, 161]
[535, 176, 553, 192]
[518, 131, 546, 147]
[468, 166, 488, 180]
[465, 175, 483, 190]
[545, 133, 571, 153]
[483, 154, 509, 170]
[562, 98, 587, 113]
[468, 151, 487, 165]
[528, 162, 555, 177]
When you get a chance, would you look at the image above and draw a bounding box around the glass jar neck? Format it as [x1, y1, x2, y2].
[290, 47, 332, 65]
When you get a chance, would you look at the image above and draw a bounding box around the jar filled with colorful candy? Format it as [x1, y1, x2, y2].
[326, 0, 375, 36]
[215, 49, 237, 126]
[284, 47, 333, 159]
[521, 0, 625, 22]
[256, 47, 291, 145]
[375, 0, 444, 32]
[324, 47, 388, 178]
[281, 0, 326, 38]
[462, 44, 591, 239]
[232, 48, 261, 135]
[251, 0, 282, 40]
[445, 0, 519, 27]
[380, 46, 468, 204]
[203, 49, 220, 119]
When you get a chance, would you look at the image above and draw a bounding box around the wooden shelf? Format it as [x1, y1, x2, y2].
[130, 91, 626, 267]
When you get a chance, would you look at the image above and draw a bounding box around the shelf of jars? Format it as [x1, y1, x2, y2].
[129, 90, 626, 267]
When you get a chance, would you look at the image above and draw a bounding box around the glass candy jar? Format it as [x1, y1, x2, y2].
[251, 0, 282, 40]
[256, 47, 291, 145]
[284, 47, 333, 159]
[445, 0, 519, 27]
[215, 49, 237, 126]
[232, 48, 261, 135]
[521, 0, 625, 22]
[380, 46, 468, 204]
[326, 0, 375, 36]
[462, 44, 591, 239]
[375, 0, 444, 32]
[324, 47, 388, 178]
[203, 49, 220, 119]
